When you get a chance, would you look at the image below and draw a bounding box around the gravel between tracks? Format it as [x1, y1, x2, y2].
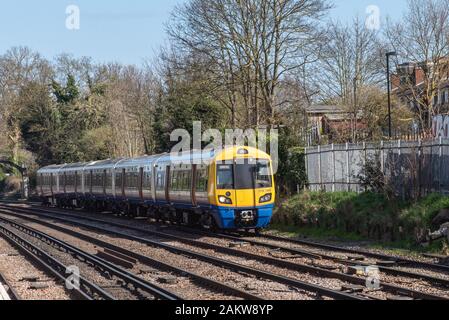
[5, 205, 449, 299]
[0, 212, 327, 300]
[2, 216, 243, 300]
[0, 220, 147, 300]
[0, 236, 72, 300]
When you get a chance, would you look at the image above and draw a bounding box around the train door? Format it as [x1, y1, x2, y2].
[191, 164, 197, 206]
[50, 173, 54, 196]
[89, 170, 93, 194]
[139, 167, 144, 200]
[103, 169, 107, 195]
[165, 165, 171, 203]
[121, 168, 126, 198]
[63, 172, 67, 194]
[74, 171, 78, 194]
[152, 165, 158, 202]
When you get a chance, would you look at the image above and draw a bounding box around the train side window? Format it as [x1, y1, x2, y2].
[143, 170, 152, 191]
[171, 171, 178, 191]
[156, 171, 165, 190]
[116, 170, 122, 191]
[184, 170, 192, 191]
[196, 169, 208, 192]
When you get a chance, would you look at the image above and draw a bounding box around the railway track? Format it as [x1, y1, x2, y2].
[0, 213, 263, 300]
[1, 204, 448, 300]
[0, 214, 181, 300]
[0, 271, 20, 300]
[0, 204, 373, 300]
[258, 233, 449, 272]
[160, 225, 449, 289]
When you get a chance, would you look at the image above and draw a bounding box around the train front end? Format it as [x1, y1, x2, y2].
[210, 147, 275, 231]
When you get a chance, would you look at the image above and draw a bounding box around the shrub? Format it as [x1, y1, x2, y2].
[274, 192, 447, 242]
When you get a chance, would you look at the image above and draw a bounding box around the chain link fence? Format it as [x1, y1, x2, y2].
[305, 138, 449, 198]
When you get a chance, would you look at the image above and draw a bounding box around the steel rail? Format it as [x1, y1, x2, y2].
[10, 202, 449, 274]
[152, 224, 449, 289]
[259, 233, 449, 273]
[0, 224, 114, 300]
[0, 210, 262, 300]
[7, 206, 447, 300]
[0, 271, 20, 300]
[0, 214, 181, 300]
[0, 207, 370, 300]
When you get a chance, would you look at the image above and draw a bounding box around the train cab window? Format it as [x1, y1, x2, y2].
[217, 165, 234, 190]
[255, 160, 272, 188]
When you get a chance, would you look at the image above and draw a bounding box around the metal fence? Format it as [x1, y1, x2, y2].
[305, 138, 449, 198]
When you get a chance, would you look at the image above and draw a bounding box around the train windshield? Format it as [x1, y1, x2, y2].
[216, 160, 272, 190]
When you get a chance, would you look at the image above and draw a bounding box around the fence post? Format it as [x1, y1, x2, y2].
[439, 137, 443, 193]
[346, 142, 350, 192]
[332, 143, 335, 192]
[318, 145, 322, 191]
[363, 142, 367, 193]
[304, 146, 309, 192]
[398, 139, 404, 200]
[380, 141, 385, 175]
[418, 138, 422, 198]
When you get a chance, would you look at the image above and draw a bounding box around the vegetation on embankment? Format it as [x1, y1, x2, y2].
[272, 192, 449, 252]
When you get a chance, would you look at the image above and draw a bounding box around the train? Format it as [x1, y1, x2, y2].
[36, 146, 275, 232]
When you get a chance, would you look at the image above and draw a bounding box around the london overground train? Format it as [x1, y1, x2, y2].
[37, 146, 275, 232]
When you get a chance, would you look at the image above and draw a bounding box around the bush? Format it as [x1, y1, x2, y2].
[274, 192, 447, 242]
[1, 176, 22, 194]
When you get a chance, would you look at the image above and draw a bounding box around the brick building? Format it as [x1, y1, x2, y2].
[391, 61, 449, 113]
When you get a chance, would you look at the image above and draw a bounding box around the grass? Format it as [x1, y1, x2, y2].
[272, 191, 449, 255]
[268, 223, 448, 256]
[268, 223, 364, 242]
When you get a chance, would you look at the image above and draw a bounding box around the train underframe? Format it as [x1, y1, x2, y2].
[42, 194, 264, 233]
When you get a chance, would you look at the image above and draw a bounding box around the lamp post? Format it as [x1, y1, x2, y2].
[386, 51, 397, 139]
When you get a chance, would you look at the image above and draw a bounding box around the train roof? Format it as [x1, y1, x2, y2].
[37, 164, 68, 174]
[84, 159, 124, 170]
[37, 146, 272, 173]
[114, 154, 166, 168]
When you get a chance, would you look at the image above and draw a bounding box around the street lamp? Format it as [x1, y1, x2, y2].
[386, 51, 397, 139]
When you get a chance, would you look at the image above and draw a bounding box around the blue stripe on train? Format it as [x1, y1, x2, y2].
[210, 204, 274, 229]
[56, 194, 273, 229]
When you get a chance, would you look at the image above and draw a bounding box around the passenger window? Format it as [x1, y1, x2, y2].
[156, 171, 165, 190]
[196, 169, 208, 192]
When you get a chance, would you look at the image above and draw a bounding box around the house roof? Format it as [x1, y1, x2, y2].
[306, 105, 347, 115]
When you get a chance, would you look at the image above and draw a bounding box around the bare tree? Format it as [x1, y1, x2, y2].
[385, 0, 449, 131]
[313, 17, 384, 141]
[167, 0, 330, 127]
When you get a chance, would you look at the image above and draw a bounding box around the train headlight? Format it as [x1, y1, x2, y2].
[219, 196, 232, 204]
[259, 194, 272, 203]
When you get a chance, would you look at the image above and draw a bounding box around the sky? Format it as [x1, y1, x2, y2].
[0, 0, 409, 65]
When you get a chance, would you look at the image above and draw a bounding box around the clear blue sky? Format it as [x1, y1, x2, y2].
[0, 0, 408, 65]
